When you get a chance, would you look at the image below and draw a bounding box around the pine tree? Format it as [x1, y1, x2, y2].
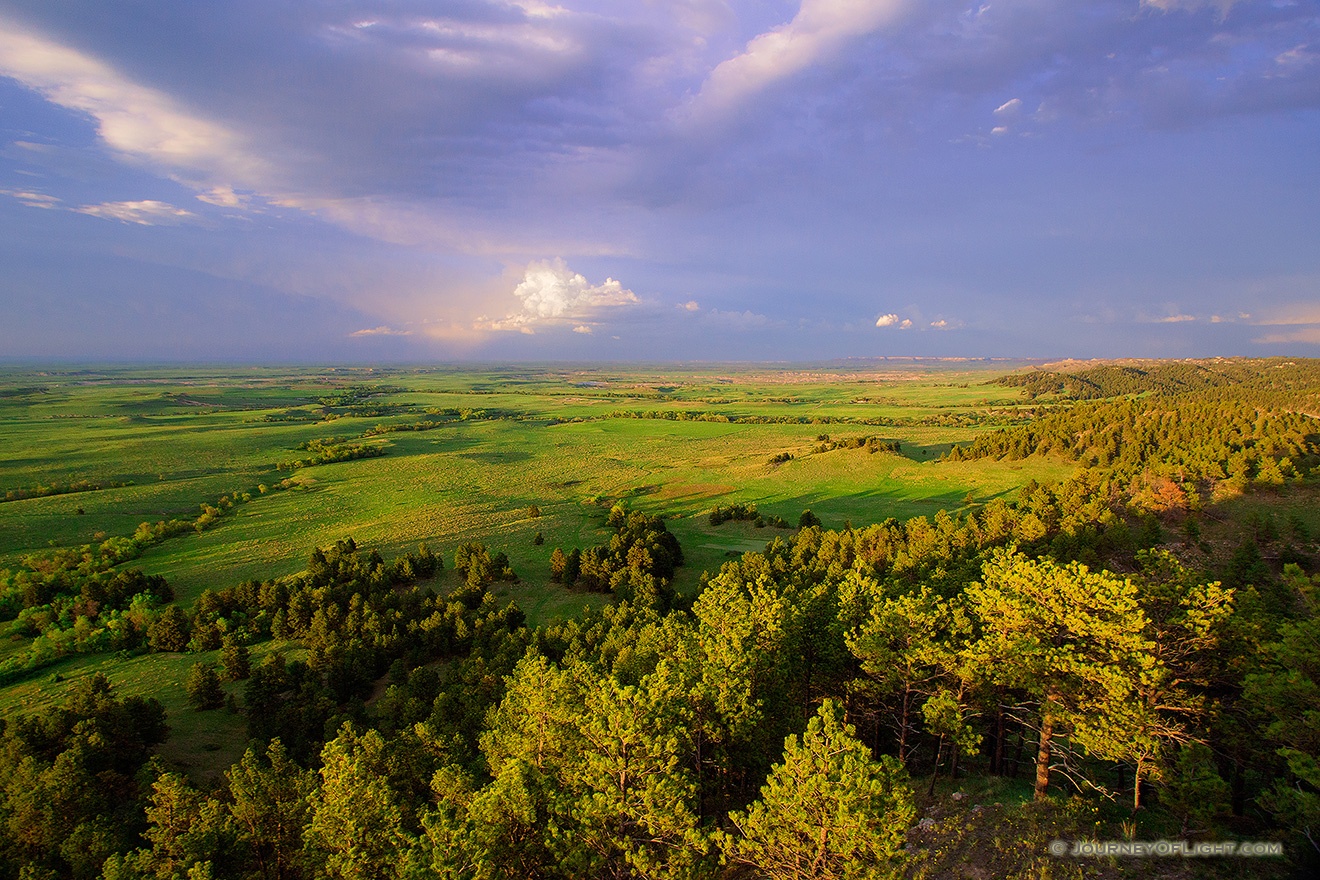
[721, 700, 914, 880]
[304, 724, 413, 880]
[966, 550, 1153, 800]
[148, 604, 191, 653]
[227, 739, 316, 880]
[221, 636, 251, 681]
[186, 662, 225, 710]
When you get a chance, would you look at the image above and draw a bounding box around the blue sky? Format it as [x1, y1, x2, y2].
[1, 0, 1317, 361]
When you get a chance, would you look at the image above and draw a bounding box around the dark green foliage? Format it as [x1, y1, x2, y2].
[710, 502, 760, 526]
[0, 674, 167, 878]
[148, 604, 191, 653]
[222, 637, 251, 681]
[186, 662, 225, 710]
[948, 370, 1320, 500]
[798, 509, 822, 528]
[277, 439, 386, 471]
[994, 361, 1239, 400]
[555, 504, 683, 610]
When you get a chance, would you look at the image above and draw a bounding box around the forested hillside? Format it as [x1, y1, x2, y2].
[1, 360, 1318, 878]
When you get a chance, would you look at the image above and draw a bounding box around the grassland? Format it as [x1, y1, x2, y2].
[0, 361, 1060, 602]
[0, 359, 1070, 774]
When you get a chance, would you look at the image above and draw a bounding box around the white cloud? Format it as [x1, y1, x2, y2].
[994, 98, 1023, 118]
[478, 258, 640, 334]
[679, 300, 701, 311]
[899, 318, 913, 329]
[875, 313, 899, 327]
[349, 326, 411, 337]
[0, 188, 61, 209]
[1157, 314, 1196, 323]
[1276, 45, 1319, 69]
[0, 23, 270, 189]
[196, 185, 249, 208]
[930, 319, 947, 328]
[688, 0, 912, 118]
[74, 200, 197, 226]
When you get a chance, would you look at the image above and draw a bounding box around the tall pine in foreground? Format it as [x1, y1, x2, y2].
[720, 700, 913, 880]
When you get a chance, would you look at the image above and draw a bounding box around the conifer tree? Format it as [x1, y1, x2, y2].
[721, 700, 913, 880]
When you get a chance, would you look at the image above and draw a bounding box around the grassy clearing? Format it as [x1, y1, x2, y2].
[0, 639, 305, 783]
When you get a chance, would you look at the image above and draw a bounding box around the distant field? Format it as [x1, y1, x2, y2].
[0, 362, 1063, 596]
[0, 361, 1060, 606]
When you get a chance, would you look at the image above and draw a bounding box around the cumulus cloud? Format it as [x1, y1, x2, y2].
[679, 300, 701, 311]
[478, 258, 640, 334]
[74, 200, 197, 226]
[349, 326, 411, 337]
[875, 313, 900, 327]
[688, 0, 913, 118]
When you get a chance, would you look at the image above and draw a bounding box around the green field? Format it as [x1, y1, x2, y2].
[0, 361, 1062, 606]
[0, 360, 1069, 774]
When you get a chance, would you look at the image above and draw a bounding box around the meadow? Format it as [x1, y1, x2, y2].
[0, 360, 1061, 618]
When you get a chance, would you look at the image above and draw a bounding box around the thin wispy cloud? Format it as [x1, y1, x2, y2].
[0, 22, 271, 192]
[74, 200, 197, 226]
[686, 0, 912, 121]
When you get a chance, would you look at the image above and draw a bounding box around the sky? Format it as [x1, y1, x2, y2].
[0, 0, 1317, 362]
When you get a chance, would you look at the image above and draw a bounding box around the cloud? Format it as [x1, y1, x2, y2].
[930, 319, 947, 328]
[349, 326, 411, 337]
[0, 23, 270, 189]
[74, 200, 197, 226]
[994, 98, 1024, 118]
[1253, 328, 1320, 345]
[1157, 314, 1196, 323]
[704, 308, 777, 330]
[899, 318, 913, 329]
[679, 300, 701, 311]
[688, 0, 912, 118]
[875, 313, 899, 327]
[1252, 306, 1320, 326]
[478, 258, 640, 333]
[196, 186, 249, 208]
[1141, 0, 1240, 16]
[0, 188, 61, 209]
